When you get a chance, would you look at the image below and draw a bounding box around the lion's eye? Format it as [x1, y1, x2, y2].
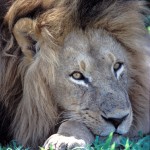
[114, 62, 123, 71]
[70, 71, 85, 80]
[113, 62, 124, 79]
[69, 71, 89, 87]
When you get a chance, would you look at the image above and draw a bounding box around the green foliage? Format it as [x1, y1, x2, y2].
[147, 26, 150, 33]
[90, 133, 150, 150]
[0, 133, 150, 150]
[92, 132, 116, 150]
[119, 134, 150, 150]
[39, 132, 150, 150]
[145, 15, 150, 27]
[0, 140, 29, 150]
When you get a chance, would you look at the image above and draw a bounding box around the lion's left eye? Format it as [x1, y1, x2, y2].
[114, 62, 123, 71]
[113, 62, 124, 79]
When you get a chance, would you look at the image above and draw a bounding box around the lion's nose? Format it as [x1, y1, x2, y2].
[102, 114, 128, 129]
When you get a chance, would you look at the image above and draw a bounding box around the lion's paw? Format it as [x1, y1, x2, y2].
[43, 134, 86, 150]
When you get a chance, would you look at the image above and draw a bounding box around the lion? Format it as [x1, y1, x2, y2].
[0, 0, 149, 149]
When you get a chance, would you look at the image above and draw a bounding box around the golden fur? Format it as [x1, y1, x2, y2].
[0, 0, 149, 149]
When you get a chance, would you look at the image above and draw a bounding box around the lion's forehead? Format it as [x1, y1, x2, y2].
[62, 29, 126, 69]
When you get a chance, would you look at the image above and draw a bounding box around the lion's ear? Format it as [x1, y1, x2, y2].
[13, 18, 40, 60]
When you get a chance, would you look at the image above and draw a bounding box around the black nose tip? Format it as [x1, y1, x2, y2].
[102, 115, 128, 129]
[108, 117, 126, 128]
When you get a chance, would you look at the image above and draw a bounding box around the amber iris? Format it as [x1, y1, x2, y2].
[70, 71, 84, 80]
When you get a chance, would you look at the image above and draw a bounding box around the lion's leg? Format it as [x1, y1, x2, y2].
[43, 121, 94, 150]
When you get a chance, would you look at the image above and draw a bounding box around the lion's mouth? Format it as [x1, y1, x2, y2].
[86, 111, 133, 137]
[99, 110, 133, 136]
[116, 113, 132, 135]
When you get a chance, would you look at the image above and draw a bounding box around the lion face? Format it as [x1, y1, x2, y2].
[53, 29, 133, 137]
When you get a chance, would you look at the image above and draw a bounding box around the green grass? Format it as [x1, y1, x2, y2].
[147, 26, 150, 34]
[90, 132, 150, 150]
[0, 133, 149, 150]
[0, 140, 28, 150]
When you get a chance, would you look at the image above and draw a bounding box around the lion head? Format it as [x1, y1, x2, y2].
[53, 29, 132, 136]
[0, 0, 149, 149]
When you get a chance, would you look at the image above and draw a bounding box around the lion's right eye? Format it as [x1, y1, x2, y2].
[70, 71, 85, 80]
[69, 71, 89, 87]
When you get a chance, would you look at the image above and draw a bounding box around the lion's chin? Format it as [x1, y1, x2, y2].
[111, 133, 123, 144]
[100, 114, 132, 137]
[95, 133, 126, 145]
[89, 122, 130, 138]
[92, 133, 123, 145]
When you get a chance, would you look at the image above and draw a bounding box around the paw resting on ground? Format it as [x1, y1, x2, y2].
[43, 134, 86, 150]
